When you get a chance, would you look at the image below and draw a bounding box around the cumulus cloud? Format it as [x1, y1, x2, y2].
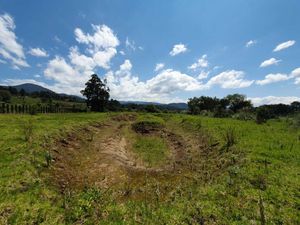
[169, 43, 187, 56]
[246, 40, 257, 48]
[291, 67, 300, 84]
[40, 24, 120, 95]
[255, 67, 300, 86]
[260, 58, 281, 68]
[273, 40, 296, 52]
[75, 24, 119, 51]
[256, 73, 290, 85]
[105, 60, 205, 103]
[206, 70, 254, 89]
[0, 13, 29, 69]
[188, 55, 208, 70]
[154, 63, 165, 72]
[198, 70, 210, 80]
[250, 96, 300, 106]
[106, 66, 255, 102]
[28, 47, 48, 57]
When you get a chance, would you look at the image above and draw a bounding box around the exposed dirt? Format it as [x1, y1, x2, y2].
[47, 118, 187, 193]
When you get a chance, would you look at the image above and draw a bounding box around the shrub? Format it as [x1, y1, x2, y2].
[132, 115, 165, 133]
[256, 107, 272, 124]
[223, 127, 237, 149]
[232, 112, 255, 121]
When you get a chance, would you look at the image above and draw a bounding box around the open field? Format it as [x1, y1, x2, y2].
[0, 112, 299, 224]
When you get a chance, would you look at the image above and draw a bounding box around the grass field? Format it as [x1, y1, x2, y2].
[0, 112, 299, 224]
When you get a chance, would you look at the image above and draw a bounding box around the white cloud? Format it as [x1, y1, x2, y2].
[0, 13, 29, 69]
[250, 96, 300, 106]
[169, 43, 187, 56]
[273, 40, 296, 52]
[0, 59, 6, 64]
[119, 50, 125, 55]
[291, 67, 300, 84]
[119, 59, 132, 72]
[75, 24, 119, 52]
[34, 74, 41, 78]
[256, 73, 290, 85]
[246, 40, 257, 48]
[28, 47, 48, 57]
[68, 46, 95, 73]
[44, 56, 85, 85]
[125, 37, 136, 51]
[206, 70, 254, 89]
[154, 63, 165, 72]
[40, 24, 120, 95]
[74, 24, 119, 70]
[198, 70, 210, 80]
[105, 60, 205, 103]
[260, 58, 281, 68]
[188, 54, 208, 70]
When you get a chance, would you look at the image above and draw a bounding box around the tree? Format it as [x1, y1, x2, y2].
[81, 74, 110, 112]
[225, 94, 252, 113]
[0, 90, 11, 103]
[19, 88, 26, 97]
[291, 101, 300, 112]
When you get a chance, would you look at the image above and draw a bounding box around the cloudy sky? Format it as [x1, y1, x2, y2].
[0, 0, 300, 105]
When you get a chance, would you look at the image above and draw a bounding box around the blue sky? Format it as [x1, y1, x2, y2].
[0, 0, 300, 104]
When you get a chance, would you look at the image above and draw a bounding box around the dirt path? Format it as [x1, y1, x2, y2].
[48, 119, 187, 192]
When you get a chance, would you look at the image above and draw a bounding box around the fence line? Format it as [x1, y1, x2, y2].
[0, 103, 87, 114]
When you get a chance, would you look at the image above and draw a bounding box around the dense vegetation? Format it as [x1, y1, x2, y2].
[187, 94, 300, 123]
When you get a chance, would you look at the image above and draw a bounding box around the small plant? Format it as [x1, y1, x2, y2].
[45, 150, 52, 167]
[21, 119, 34, 142]
[259, 195, 266, 225]
[29, 105, 38, 115]
[223, 127, 237, 149]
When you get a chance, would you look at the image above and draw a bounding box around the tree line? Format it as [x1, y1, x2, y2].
[1, 74, 299, 122]
[187, 94, 300, 123]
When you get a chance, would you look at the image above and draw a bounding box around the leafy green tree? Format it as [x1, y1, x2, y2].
[81, 74, 110, 112]
[291, 101, 300, 112]
[0, 90, 11, 103]
[225, 94, 252, 113]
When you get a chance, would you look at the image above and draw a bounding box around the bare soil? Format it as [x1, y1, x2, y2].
[47, 118, 187, 193]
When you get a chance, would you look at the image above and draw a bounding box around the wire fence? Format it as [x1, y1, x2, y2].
[0, 103, 88, 114]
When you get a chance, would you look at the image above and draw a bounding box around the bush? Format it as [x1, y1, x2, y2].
[132, 115, 165, 133]
[232, 112, 255, 121]
[256, 107, 272, 124]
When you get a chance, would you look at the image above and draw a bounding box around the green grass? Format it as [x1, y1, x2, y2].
[133, 136, 169, 166]
[0, 113, 108, 224]
[0, 112, 299, 224]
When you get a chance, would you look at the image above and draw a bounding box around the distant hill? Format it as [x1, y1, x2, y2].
[12, 83, 54, 93]
[120, 101, 188, 110]
[6, 83, 187, 109]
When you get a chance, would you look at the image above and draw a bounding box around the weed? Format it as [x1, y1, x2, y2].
[259, 195, 266, 225]
[21, 118, 34, 142]
[44, 150, 52, 167]
[223, 127, 237, 149]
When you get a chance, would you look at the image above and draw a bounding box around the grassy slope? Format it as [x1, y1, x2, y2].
[9, 96, 86, 107]
[0, 113, 299, 224]
[0, 113, 108, 224]
[169, 114, 300, 224]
